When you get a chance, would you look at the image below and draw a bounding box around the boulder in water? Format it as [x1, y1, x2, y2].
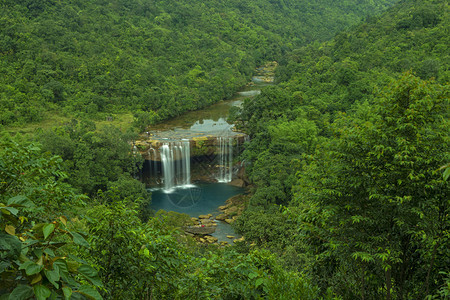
[215, 214, 228, 221]
[184, 225, 216, 235]
[229, 179, 245, 187]
[200, 218, 214, 226]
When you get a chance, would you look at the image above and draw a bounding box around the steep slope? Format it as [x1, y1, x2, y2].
[0, 0, 397, 128]
[276, 0, 448, 116]
[232, 0, 449, 269]
[232, 0, 448, 298]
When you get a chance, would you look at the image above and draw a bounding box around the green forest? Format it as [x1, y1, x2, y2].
[1, 0, 396, 129]
[1, 0, 449, 299]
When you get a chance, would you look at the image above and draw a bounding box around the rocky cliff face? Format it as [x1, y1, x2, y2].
[135, 134, 247, 161]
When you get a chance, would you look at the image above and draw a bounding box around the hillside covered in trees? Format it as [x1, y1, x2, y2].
[1, 0, 396, 129]
[1, 0, 449, 299]
[231, 0, 449, 298]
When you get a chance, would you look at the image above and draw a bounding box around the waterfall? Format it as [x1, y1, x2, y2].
[175, 144, 182, 184]
[160, 144, 174, 191]
[152, 137, 241, 190]
[217, 137, 233, 182]
[160, 141, 191, 192]
[182, 139, 191, 185]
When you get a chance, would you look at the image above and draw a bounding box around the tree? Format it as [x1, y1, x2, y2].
[292, 73, 449, 298]
[0, 135, 103, 299]
[82, 188, 188, 299]
[38, 122, 142, 196]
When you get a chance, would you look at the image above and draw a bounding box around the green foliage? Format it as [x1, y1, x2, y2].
[177, 248, 320, 299]
[4, 0, 448, 299]
[0, 136, 103, 299]
[0, 134, 85, 215]
[232, 1, 448, 297]
[154, 210, 192, 229]
[232, 86, 300, 136]
[132, 109, 159, 132]
[38, 121, 142, 196]
[0, 0, 398, 129]
[292, 74, 449, 298]
[234, 206, 298, 250]
[107, 175, 152, 222]
[80, 188, 187, 299]
[82, 190, 145, 298]
[231, 89, 320, 209]
[276, 0, 449, 117]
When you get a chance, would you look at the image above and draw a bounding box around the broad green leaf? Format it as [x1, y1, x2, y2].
[7, 195, 35, 208]
[2, 206, 19, 216]
[0, 261, 11, 273]
[68, 253, 89, 264]
[78, 285, 103, 300]
[31, 223, 46, 234]
[34, 284, 51, 300]
[43, 223, 55, 240]
[0, 233, 21, 260]
[25, 262, 44, 275]
[62, 287, 72, 300]
[22, 239, 40, 248]
[53, 259, 69, 279]
[255, 278, 264, 287]
[44, 269, 60, 289]
[78, 264, 103, 287]
[443, 167, 450, 181]
[44, 248, 55, 256]
[21, 261, 43, 276]
[31, 273, 42, 285]
[34, 249, 43, 259]
[9, 285, 34, 300]
[54, 259, 77, 286]
[70, 232, 90, 248]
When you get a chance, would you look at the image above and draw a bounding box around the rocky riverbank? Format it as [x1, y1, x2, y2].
[184, 193, 248, 245]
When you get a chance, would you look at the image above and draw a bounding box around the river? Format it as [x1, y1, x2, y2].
[142, 62, 275, 242]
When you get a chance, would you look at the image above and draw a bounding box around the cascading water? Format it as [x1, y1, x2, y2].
[160, 141, 192, 192]
[182, 139, 191, 185]
[160, 144, 174, 191]
[143, 62, 273, 241]
[216, 137, 233, 182]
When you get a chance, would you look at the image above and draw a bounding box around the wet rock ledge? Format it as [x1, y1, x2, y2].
[135, 134, 247, 161]
[184, 194, 247, 245]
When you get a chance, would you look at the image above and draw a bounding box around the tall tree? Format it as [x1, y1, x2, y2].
[292, 73, 449, 298]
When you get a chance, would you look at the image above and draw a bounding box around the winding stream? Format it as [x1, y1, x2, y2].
[143, 79, 270, 140]
[145, 63, 275, 242]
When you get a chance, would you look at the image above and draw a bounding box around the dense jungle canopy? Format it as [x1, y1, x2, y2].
[1, 0, 448, 299]
[1, 0, 397, 128]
